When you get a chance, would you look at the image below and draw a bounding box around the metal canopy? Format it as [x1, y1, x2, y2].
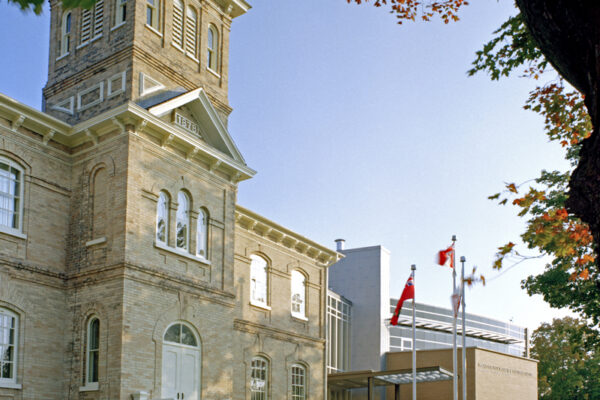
[328, 367, 453, 391]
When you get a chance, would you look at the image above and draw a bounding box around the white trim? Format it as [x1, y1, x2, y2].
[79, 383, 99, 392]
[139, 73, 165, 97]
[111, 21, 126, 31]
[291, 313, 308, 322]
[55, 52, 70, 61]
[0, 226, 27, 240]
[154, 241, 212, 265]
[77, 83, 104, 111]
[86, 237, 107, 247]
[145, 24, 163, 37]
[250, 300, 271, 311]
[107, 71, 127, 98]
[207, 67, 221, 78]
[85, 317, 100, 387]
[50, 97, 75, 115]
[0, 382, 22, 389]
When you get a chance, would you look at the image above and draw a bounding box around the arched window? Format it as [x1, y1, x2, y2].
[251, 356, 268, 400]
[93, 0, 105, 38]
[196, 208, 208, 258]
[207, 25, 218, 71]
[172, 0, 184, 49]
[291, 271, 306, 318]
[185, 7, 198, 58]
[115, 0, 127, 26]
[146, 0, 161, 31]
[0, 308, 18, 385]
[250, 255, 268, 306]
[0, 157, 24, 234]
[162, 323, 200, 400]
[291, 364, 306, 400]
[156, 191, 169, 244]
[61, 11, 72, 56]
[176, 192, 189, 250]
[85, 317, 100, 387]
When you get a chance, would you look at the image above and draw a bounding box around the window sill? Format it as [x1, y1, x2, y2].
[186, 53, 199, 63]
[91, 34, 103, 43]
[0, 382, 22, 389]
[86, 237, 107, 247]
[291, 313, 308, 322]
[111, 22, 126, 31]
[172, 43, 184, 53]
[77, 41, 89, 50]
[154, 241, 211, 265]
[56, 52, 70, 61]
[79, 383, 99, 392]
[250, 301, 271, 311]
[0, 226, 27, 240]
[207, 68, 221, 78]
[145, 24, 163, 37]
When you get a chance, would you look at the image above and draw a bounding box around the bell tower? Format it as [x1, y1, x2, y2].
[43, 0, 249, 125]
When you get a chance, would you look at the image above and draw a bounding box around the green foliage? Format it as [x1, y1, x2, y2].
[5, 0, 96, 14]
[531, 317, 600, 399]
[471, 13, 599, 328]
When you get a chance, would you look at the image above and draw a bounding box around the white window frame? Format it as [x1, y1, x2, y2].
[291, 270, 306, 320]
[156, 191, 169, 244]
[113, 0, 127, 28]
[290, 364, 306, 400]
[207, 24, 219, 73]
[107, 71, 126, 98]
[250, 255, 269, 309]
[146, 0, 161, 32]
[82, 317, 100, 391]
[60, 11, 72, 57]
[0, 308, 20, 389]
[0, 157, 25, 238]
[77, 82, 104, 111]
[250, 356, 269, 400]
[176, 191, 189, 251]
[196, 208, 208, 259]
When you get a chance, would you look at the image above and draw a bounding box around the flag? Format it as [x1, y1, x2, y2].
[451, 291, 461, 318]
[436, 244, 455, 268]
[390, 272, 415, 326]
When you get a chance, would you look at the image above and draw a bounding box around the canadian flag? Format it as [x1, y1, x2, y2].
[436, 244, 455, 268]
[390, 272, 415, 326]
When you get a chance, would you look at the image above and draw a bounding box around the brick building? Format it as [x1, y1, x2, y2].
[0, 1, 340, 399]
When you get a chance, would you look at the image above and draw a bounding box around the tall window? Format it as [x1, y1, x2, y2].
[185, 7, 198, 58]
[93, 0, 104, 37]
[291, 365, 306, 400]
[250, 255, 268, 306]
[115, 0, 127, 26]
[81, 0, 103, 44]
[250, 357, 268, 400]
[176, 192, 189, 250]
[172, 0, 184, 48]
[291, 271, 306, 318]
[85, 317, 100, 387]
[207, 25, 218, 71]
[0, 158, 23, 233]
[0, 308, 17, 385]
[146, 0, 160, 30]
[162, 323, 201, 400]
[196, 208, 208, 258]
[156, 191, 169, 244]
[61, 11, 72, 56]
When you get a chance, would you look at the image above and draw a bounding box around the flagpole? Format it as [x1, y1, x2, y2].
[451, 235, 458, 400]
[411, 264, 417, 400]
[460, 256, 467, 400]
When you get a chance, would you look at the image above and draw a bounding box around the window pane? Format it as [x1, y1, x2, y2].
[180, 325, 197, 346]
[156, 192, 168, 243]
[196, 209, 207, 257]
[176, 192, 189, 250]
[89, 319, 100, 350]
[250, 255, 267, 304]
[164, 324, 181, 343]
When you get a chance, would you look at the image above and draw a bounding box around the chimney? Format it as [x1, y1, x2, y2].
[334, 239, 345, 251]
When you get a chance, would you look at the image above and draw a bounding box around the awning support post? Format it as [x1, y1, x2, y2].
[368, 377, 374, 400]
[395, 383, 400, 400]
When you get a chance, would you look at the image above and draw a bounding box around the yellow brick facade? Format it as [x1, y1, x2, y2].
[0, 1, 340, 399]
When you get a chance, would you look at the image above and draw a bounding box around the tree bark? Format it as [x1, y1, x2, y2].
[515, 0, 600, 260]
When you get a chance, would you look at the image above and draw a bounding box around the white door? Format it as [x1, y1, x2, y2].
[162, 343, 201, 400]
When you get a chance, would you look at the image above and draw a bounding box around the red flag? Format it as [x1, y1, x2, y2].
[436, 244, 455, 268]
[390, 273, 415, 326]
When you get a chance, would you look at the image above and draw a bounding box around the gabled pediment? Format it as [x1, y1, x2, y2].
[148, 88, 246, 165]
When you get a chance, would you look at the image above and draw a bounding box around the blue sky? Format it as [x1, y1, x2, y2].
[0, 0, 573, 332]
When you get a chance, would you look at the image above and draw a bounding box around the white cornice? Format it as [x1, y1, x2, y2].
[235, 205, 342, 266]
[0, 94, 256, 183]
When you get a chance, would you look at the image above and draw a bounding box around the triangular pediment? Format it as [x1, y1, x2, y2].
[148, 88, 246, 164]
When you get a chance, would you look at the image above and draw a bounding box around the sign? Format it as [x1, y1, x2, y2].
[174, 112, 200, 136]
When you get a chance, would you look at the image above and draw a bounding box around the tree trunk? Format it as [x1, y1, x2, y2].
[515, 0, 600, 261]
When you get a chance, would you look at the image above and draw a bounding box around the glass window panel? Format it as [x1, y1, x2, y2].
[164, 324, 181, 343]
[250, 255, 268, 304]
[180, 325, 197, 346]
[176, 192, 189, 250]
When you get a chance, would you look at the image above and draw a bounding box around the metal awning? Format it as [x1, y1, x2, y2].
[328, 366, 453, 391]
